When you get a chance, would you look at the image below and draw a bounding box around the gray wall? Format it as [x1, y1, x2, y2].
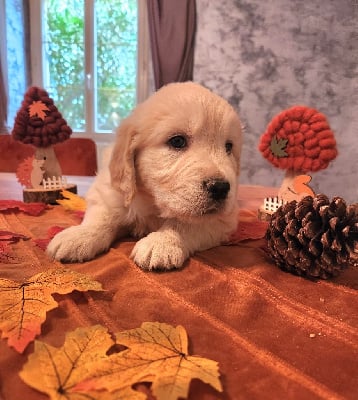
[194, 0, 357, 203]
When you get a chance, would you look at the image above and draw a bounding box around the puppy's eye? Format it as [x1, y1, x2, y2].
[168, 135, 187, 149]
[225, 141, 233, 154]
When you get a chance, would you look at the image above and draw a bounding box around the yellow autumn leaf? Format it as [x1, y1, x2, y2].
[19, 325, 136, 400]
[74, 322, 223, 400]
[0, 268, 103, 353]
[57, 190, 87, 211]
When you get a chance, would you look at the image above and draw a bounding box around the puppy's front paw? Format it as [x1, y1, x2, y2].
[131, 232, 188, 271]
[47, 225, 111, 262]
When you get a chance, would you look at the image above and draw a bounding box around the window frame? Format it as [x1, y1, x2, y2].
[29, 0, 150, 144]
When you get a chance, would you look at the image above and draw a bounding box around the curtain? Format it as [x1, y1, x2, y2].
[0, 60, 8, 134]
[147, 0, 196, 90]
[0, 0, 30, 134]
[0, 0, 8, 134]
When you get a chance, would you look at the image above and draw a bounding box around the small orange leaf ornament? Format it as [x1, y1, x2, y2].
[74, 322, 223, 400]
[28, 100, 50, 120]
[0, 268, 103, 352]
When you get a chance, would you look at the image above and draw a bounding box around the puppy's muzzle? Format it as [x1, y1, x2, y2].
[204, 179, 230, 201]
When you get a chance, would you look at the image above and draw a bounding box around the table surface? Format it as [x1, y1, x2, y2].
[0, 173, 357, 400]
[0, 172, 279, 210]
[0, 172, 95, 200]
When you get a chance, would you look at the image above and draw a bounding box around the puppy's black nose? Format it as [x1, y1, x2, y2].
[204, 179, 230, 201]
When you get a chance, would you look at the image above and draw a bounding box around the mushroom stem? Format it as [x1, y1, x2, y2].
[278, 169, 315, 203]
[34, 146, 62, 179]
[278, 170, 298, 201]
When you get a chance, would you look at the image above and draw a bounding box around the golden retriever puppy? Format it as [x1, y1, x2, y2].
[47, 82, 243, 270]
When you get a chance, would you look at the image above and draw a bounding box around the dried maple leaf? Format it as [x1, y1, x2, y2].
[0, 241, 11, 260]
[0, 231, 29, 262]
[0, 268, 103, 353]
[20, 323, 222, 400]
[74, 322, 223, 400]
[228, 220, 269, 244]
[19, 325, 121, 400]
[28, 100, 49, 120]
[0, 230, 29, 243]
[34, 226, 65, 250]
[0, 200, 47, 216]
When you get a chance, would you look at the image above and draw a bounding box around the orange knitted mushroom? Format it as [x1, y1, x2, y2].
[258, 106, 337, 201]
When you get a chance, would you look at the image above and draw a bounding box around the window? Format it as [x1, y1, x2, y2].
[29, 0, 150, 140]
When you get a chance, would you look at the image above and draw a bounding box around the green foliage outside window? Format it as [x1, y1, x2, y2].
[45, 0, 137, 132]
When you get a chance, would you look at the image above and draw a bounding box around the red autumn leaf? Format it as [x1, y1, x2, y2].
[0, 231, 29, 262]
[0, 242, 11, 258]
[33, 239, 51, 251]
[0, 200, 47, 216]
[47, 226, 65, 238]
[34, 226, 65, 250]
[0, 230, 29, 243]
[228, 220, 269, 244]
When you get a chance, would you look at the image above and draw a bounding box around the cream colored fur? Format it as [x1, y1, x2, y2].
[47, 82, 243, 270]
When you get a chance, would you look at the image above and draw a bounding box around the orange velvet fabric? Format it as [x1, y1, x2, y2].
[0, 202, 357, 399]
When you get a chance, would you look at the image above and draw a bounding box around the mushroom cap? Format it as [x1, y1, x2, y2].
[258, 106, 337, 172]
[12, 86, 72, 148]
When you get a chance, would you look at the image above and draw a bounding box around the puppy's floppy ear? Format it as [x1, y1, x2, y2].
[232, 121, 243, 176]
[109, 119, 137, 206]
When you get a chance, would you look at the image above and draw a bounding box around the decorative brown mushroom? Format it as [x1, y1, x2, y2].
[12, 86, 72, 180]
[258, 105, 337, 202]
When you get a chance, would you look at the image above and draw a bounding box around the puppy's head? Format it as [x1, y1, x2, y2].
[109, 82, 242, 218]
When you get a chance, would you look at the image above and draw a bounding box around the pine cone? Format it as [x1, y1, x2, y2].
[266, 194, 358, 279]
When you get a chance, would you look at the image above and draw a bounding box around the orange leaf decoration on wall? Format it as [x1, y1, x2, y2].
[28, 100, 50, 120]
[0, 268, 103, 353]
